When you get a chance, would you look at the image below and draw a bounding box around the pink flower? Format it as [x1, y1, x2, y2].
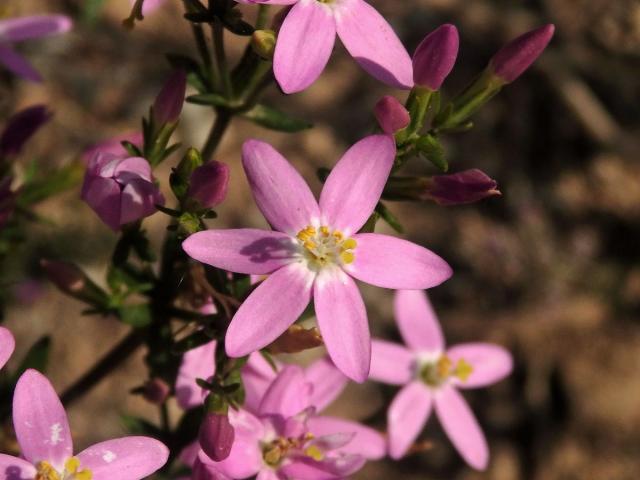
[374, 96, 410, 134]
[188, 161, 230, 209]
[81, 152, 164, 231]
[0, 369, 169, 479]
[0, 326, 15, 370]
[370, 290, 513, 470]
[130, 0, 168, 16]
[82, 132, 144, 164]
[195, 365, 384, 479]
[183, 135, 452, 381]
[0, 15, 72, 82]
[237, 0, 413, 93]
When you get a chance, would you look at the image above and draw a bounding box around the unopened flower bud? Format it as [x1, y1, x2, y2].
[427, 169, 501, 205]
[40, 259, 87, 295]
[490, 24, 555, 83]
[374, 96, 410, 134]
[0, 105, 52, 158]
[412, 24, 459, 90]
[199, 412, 235, 462]
[153, 70, 187, 125]
[251, 29, 276, 60]
[187, 161, 230, 209]
[142, 378, 170, 405]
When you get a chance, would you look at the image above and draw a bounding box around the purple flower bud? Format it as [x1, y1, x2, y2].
[427, 169, 500, 205]
[412, 24, 459, 90]
[81, 153, 164, 231]
[199, 413, 235, 462]
[40, 259, 87, 295]
[188, 161, 230, 209]
[153, 70, 187, 125]
[374, 96, 410, 134]
[0, 105, 52, 158]
[143, 378, 170, 405]
[0, 177, 15, 229]
[490, 24, 555, 83]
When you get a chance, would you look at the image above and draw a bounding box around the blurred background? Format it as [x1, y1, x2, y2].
[1, 0, 640, 479]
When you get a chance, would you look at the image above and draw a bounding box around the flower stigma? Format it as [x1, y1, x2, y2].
[35, 457, 92, 480]
[296, 225, 357, 269]
[419, 355, 473, 387]
[262, 432, 320, 467]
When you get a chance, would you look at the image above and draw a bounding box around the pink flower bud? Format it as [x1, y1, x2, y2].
[490, 24, 555, 83]
[374, 96, 410, 134]
[153, 70, 187, 125]
[143, 378, 170, 405]
[0, 105, 51, 158]
[428, 169, 500, 205]
[199, 413, 235, 462]
[40, 259, 86, 295]
[412, 24, 459, 90]
[81, 153, 164, 231]
[188, 161, 230, 209]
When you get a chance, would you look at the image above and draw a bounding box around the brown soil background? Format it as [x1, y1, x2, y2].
[2, 0, 640, 479]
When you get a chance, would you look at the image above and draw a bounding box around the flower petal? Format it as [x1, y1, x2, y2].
[279, 455, 365, 480]
[446, 343, 513, 389]
[81, 176, 122, 231]
[314, 268, 370, 383]
[434, 386, 489, 470]
[273, 0, 336, 93]
[0, 454, 37, 478]
[388, 381, 432, 459]
[183, 229, 295, 275]
[305, 356, 348, 411]
[76, 437, 168, 480]
[346, 233, 452, 289]
[176, 340, 216, 410]
[0, 44, 42, 82]
[242, 352, 279, 414]
[119, 178, 163, 225]
[369, 339, 413, 385]
[13, 369, 73, 468]
[307, 416, 385, 459]
[113, 156, 153, 183]
[319, 135, 395, 235]
[226, 263, 314, 357]
[0, 326, 15, 370]
[242, 140, 320, 235]
[259, 365, 312, 417]
[394, 289, 444, 353]
[334, 0, 413, 88]
[0, 15, 72, 42]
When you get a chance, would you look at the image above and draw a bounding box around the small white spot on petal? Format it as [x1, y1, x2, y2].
[102, 450, 116, 463]
[50, 423, 63, 445]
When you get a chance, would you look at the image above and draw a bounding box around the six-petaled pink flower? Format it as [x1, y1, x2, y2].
[370, 289, 513, 470]
[0, 369, 169, 479]
[194, 364, 384, 479]
[236, 0, 413, 93]
[81, 151, 164, 231]
[0, 326, 15, 370]
[183, 135, 452, 382]
[0, 15, 72, 82]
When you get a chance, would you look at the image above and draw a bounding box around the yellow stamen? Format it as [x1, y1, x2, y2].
[436, 355, 452, 378]
[35, 462, 61, 480]
[305, 445, 324, 461]
[340, 251, 355, 264]
[454, 359, 473, 382]
[320, 226, 330, 236]
[342, 238, 357, 250]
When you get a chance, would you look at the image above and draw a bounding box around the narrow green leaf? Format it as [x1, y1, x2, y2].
[243, 104, 312, 133]
[186, 93, 231, 108]
[376, 203, 404, 233]
[416, 134, 448, 172]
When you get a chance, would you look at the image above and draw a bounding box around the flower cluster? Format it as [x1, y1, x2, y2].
[0, 1, 556, 479]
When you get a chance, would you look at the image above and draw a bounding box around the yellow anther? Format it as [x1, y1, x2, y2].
[332, 231, 343, 240]
[74, 470, 93, 480]
[436, 355, 453, 379]
[305, 445, 325, 461]
[35, 462, 61, 480]
[320, 226, 330, 236]
[340, 251, 355, 264]
[454, 359, 473, 382]
[304, 241, 317, 250]
[65, 457, 80, 473]
[305, 226, 316, 234]
[342, 238, 357, 250]
[264, 445, 283, 466]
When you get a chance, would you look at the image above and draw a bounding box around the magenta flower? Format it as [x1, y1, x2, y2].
[374, 95, 410, 134]
[0, 15, 72, 82]
[236, 0, 413, 93]
[427, 169, 501, 206]
[82, 132, 144, 164]
[0, 326, 15, 370]
[183, 135, 452, 381]
[153, 70, 187, 125]
[195, 365, 384, 479]
[188, 161, 230, 209]
[81, 152, 164, 231]
[370, 289, 513, 470]
[0, 369, 168, 479]
[412, 24, 459, 90]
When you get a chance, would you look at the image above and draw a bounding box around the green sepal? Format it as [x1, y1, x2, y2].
[416, 134, 448, 172]
[243, 104, 312, 133]
[117, 303, 153, 328]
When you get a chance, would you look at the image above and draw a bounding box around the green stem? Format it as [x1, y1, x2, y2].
[191, 24, 215, 89]
[212, 19, 233, 97]
[255, 4, 270, 29]
[201, 110, 232, 161]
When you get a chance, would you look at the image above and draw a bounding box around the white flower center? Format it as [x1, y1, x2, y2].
[295, 225, 357, 271]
